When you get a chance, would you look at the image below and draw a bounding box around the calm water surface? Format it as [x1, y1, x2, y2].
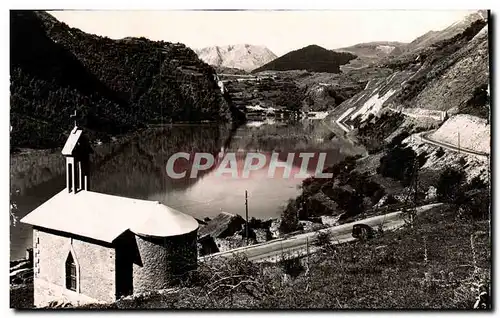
[10, 120, 361, 260]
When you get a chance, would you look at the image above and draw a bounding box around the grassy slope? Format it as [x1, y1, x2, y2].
[67, 205, 489, 309]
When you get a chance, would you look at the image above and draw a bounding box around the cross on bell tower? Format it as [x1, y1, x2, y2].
[61, 114, 93, 194]
[70, 109, 77, 128]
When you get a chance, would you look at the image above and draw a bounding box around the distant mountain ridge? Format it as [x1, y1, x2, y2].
[334, 41, 407, 70]
[195, 44, 277, 72]
[253, 45, 357, 74]
[404, 10, 487, 52]
[335, 41, 407, 58]
[329, 11, 489, 136]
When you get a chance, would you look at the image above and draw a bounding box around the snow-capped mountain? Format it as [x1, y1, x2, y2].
[195, 44, 277, 72]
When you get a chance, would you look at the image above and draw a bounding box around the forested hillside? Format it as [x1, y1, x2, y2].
[253, 45, 356, 74]
[10, 11, 236, 149]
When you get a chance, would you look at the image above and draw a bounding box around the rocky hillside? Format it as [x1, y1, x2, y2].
[195, 44, 277, 72]
[213, 66, 249, 75]
[334, 41, 407, 70]
[253, 45, 356, 74]
[274, 12, 491, 246]
[399, 10, 488, 55]
[10, 11, 236, 149]
[291, 71, 367, 111]
[220, 73, 304, 113]
[331, 13, 489, 135]
[430, 114, 490, 154]
[324, 10, 490, 188]
[219, 69, 370, 114]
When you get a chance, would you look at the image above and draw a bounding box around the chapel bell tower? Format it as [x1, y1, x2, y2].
[61, 125, 93, 193]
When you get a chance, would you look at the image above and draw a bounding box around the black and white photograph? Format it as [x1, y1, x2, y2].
[8, 4, 492, 311]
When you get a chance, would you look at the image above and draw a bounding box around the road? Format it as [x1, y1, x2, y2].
[226, 105, 485, 264]
[335, 107, 356, 133]
[200, 203, 442, 263]
[331, 106, 488, 158]
[387, 107, 446, 122]
[419, 131, 489, 158]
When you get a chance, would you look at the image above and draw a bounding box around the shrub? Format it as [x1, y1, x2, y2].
[459, 189, 490, 220]
[279, 200, 301, 234]
[436, 167, 465, 203]
[436, 147, 445, 158]
[371, 188, 386, 206]
[460, 84, 490, 119]
[280, 258, 304, 278]
[466, 175, 488, 191]
[330, 188, 364, 218]
[10, 284, 34, 309]
[387, 131, 410, 149]
[315, 231, 332, 247]
[417, 151, 428, 167]
[347, 172, 385, 203]
[377, 145, 418, 186]
[356, 113, 405, 152]
[249, 217, 262, 229]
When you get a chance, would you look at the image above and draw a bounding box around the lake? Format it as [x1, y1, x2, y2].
[10, 119, 362, 260]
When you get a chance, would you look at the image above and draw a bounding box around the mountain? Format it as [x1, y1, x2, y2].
[10, 11, 237, 149]
[336, 11, 488, 72]
[388, 11, 488, 60]
[252, 45, 357, 74]
[195, 44, 277, 72]
[336, 41, 406, 58]
[329, 11, 489, 153]
[334, 41, 407, 70]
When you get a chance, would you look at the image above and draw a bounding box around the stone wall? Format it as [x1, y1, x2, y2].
[33, 228, 116, 307]
[132, 230, 198, 294]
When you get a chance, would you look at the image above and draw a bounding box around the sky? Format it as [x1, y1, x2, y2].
[49, 10, 475, 56]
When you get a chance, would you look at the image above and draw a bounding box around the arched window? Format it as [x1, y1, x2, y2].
[65, 252, 77, 291]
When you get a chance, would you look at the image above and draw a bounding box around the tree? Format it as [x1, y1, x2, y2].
[466, 175, 488, 191]
[459, 189, 490, 220]
[377, 145, 417, 186]
[279, 200, 301, 235]
[436, 147, 445, 158]
[436, 167, 465, 203]
[387, 131, 410, 149]
[330, 188, 364, 218]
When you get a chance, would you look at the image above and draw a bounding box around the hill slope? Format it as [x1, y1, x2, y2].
[253, 45, 356, 74]
[195, 44, 277, 72]
[10, 11, 235, 149]
[334, 41, 407, 70]
[331, 15, 489, 132]
[336, 41, 406, 57]
[402, 11, 487, 54]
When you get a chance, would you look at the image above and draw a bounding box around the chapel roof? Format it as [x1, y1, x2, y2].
[20, 189, 199, 243]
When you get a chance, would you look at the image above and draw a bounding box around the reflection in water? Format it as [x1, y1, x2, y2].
[10, 120, 362, 260]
